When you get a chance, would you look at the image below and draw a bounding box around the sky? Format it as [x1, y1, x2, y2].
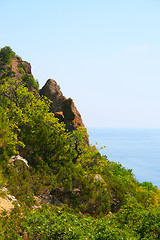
[1, 0, 160, 128]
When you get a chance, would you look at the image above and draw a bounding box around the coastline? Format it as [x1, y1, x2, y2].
[88, 128, 160, 187]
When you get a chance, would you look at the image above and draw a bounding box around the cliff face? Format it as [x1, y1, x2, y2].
[11, 57, 33, 80]
[8, 57, 89, 142]
[0, 56, 32, 80]
[40, 79, 88, 142]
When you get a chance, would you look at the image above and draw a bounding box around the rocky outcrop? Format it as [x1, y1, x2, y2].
[40, 79, 65, 113]
[0, 197, 14, 212]
[11, 57, 33, 80]
[3, 55, 89, 142]
[0, 187, 19, 213]
[40, 79, 89, 142]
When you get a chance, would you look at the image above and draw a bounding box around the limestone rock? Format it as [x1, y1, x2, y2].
[9, 155, 29, 168]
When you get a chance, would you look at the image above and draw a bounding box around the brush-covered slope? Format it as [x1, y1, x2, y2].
[0, 46, 160, 239]
[0, 46, 88, 142]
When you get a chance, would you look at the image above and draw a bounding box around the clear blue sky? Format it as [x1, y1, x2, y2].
[1, 0, 160, 128]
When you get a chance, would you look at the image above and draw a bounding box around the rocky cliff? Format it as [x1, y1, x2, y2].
[1, 53, 88, 142]
[11, 57, 33, 80]
[0, 56, 33, 80]
[40, 79, 87, 139]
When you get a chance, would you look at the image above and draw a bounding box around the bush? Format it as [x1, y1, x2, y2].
[0, 46, 15, 65]
[19, 206, 135, 239]
[22, 74, 39, 90]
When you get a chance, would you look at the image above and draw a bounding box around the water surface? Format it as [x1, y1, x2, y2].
[88, 128, 160, 187]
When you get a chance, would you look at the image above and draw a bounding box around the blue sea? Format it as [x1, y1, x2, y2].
[88, 128, 160, 188]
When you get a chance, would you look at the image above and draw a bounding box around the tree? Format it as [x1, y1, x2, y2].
[0, 106, 20, 158]
[0, 77, 72, 168]
[0, 46, 15, 64]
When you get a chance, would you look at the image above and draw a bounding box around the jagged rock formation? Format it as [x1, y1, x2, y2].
[10, 57, 88, 139]
[40, 79, 89, 142]
[0, 50, 89, 142]
[40, 79, 65, 113]
[11, 57, 33, 80]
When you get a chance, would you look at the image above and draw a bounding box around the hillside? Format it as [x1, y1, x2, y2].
[0, 46, 160, 239]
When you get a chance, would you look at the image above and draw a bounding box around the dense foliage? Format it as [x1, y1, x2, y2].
[1, 202, 160, 239]
[0, 46, 160, 239]
[0, 46, 16, 66]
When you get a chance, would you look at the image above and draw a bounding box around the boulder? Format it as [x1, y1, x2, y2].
[9, 155, 29, 168]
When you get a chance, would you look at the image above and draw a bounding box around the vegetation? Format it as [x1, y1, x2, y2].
[21, 74, 39, 90]
[0, 46, 39, 90]
[0, 46, 160, 239]
[0, 46, 15, 65]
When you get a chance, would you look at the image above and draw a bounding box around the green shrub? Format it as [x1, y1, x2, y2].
[22, 74, 39, 90]
[0, 106, 20, 158]
[0, 166, 5, 187]
[19, 206, 136, 239]
[0, 46, 15, 65]
[139, 181, 157, 191]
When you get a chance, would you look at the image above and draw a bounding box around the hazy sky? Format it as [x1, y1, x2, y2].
[1, 0, 160, 128]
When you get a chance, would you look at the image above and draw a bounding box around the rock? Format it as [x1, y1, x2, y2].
[3, 55, 89, 143]
[6, 194, 17, 202]
[11, 57, 33, 80]
[9, 155, 29, 168]
[40, 79, 66, 112]
[40, 79, 89, 143]
[0, 197, 14, 212]
[54, 111, 64, 122]
[5, 194, 20, 207]
[0, 187, 7, 192]
[62, 98, 75, 121]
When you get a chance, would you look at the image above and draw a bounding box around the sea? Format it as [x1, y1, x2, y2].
[88, 128, 160, 188]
